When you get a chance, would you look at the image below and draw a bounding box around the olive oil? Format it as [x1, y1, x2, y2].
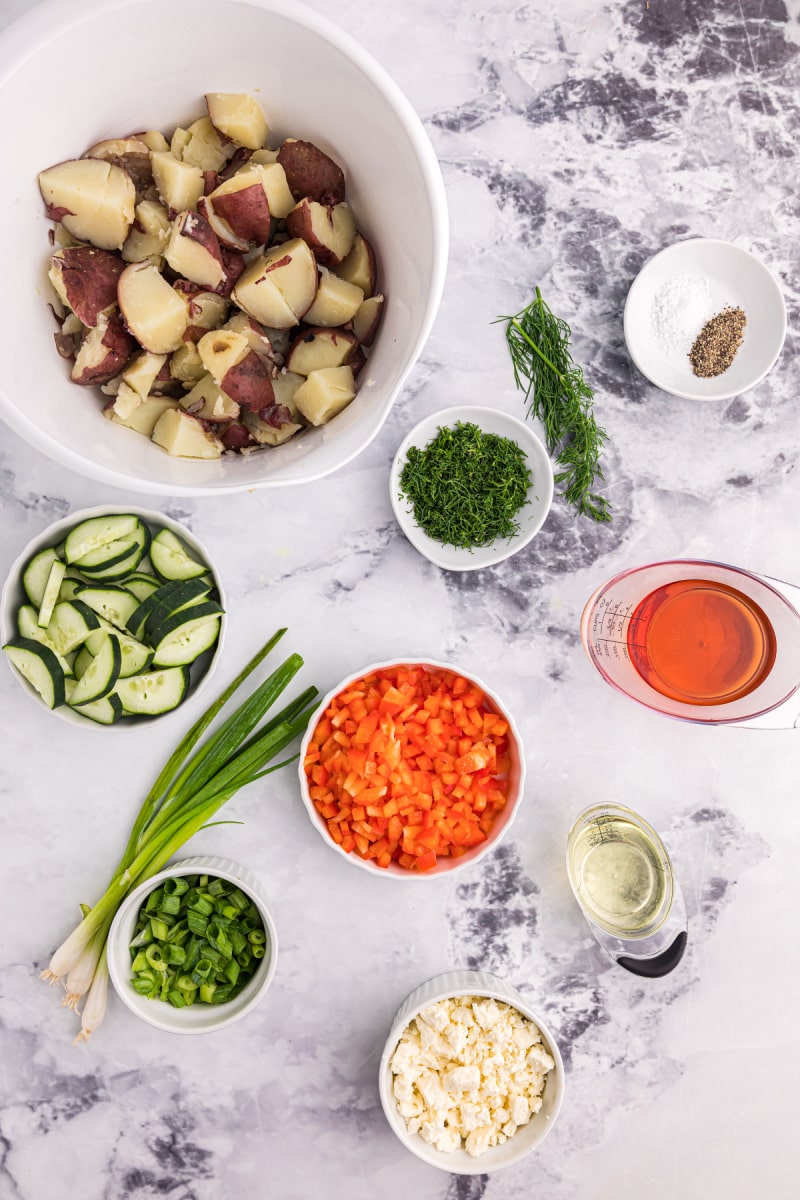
[567, 806, 673, 938]
[626, 578, 776, 706]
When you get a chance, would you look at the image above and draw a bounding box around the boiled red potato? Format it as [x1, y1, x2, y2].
[38, 158, 135, 250]
[173, 118, 230, 173]
[70, 311, 136, 385]
[219, 421, 254, 451]
[293, 365, 356, 426]
[205, 93, 269, 150]
[151, 151, 204, 214]
[83, 137, 154, 197]
[285, 326, 357, 375]
[239, 162, 294, 219]
[223, 311, 277, 361]
[122, 200, 171, 263]
[211, 247, 247, 298]
[48, 246, 125, 327]
[277, 139, 345, 205]
[186, 290, 230, 330]
[180, 373, 240, 422]
[219, 351, 275, 412]
[197, 328, 248, 380]
[164, 211, 225, 289]
[121, 350, 167, 396]
[54, 312, 84, 361]
[303, 269, 363, 327]
[286, 199, 355, 267]
[242, 385, 304, 446]
[151, 407, 223, 457]
[196, 329, 274, 411]
[105, 380, 143, 420]
[105, 393, 177, 435]
[201, 172, 271, 250]
[352, 294, 385, 346]
[232, 238, 317, 328]
[169, 342, 205, 385]
[117, 261, 188, 353]
[333, 232, 377, 298]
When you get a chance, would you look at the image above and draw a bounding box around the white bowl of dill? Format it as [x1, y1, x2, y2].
[389, 407, 554, 571]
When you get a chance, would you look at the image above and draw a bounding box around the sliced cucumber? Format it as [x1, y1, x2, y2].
[150, 528, 208, 581]
[45, 599, 101, 655]
[3, 637, 66, 708]
[73, 527, 148, 581]
[65, 679, 124, 725]
[147, 600, 223, 649]
[74, 584, 140, 631]
[63, 514, 142, 565]
[17, 605, 75, 676]
[58, 578, 82, 603]
[125, 573, 161, 602]
[86, 617, 152, 678]
[127, 578, 212, 641]
[37, 560, 67, 628]
[115, 666, 190, 715]
[73, 645, 95, 679]
[22, 546, 60, 607]
[68, 633, 122, 705]
[152, 615, 222, 666]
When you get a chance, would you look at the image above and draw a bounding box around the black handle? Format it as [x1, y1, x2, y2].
[616, 930, 687, 978]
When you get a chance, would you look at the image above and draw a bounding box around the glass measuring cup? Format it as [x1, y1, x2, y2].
[566, 803, 687, 977]
[580, 559, 800, 727]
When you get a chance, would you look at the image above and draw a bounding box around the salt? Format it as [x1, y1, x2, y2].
[651, 274, 717, 356]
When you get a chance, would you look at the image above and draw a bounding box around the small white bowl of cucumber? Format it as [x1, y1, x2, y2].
[0, 506, 225, 727]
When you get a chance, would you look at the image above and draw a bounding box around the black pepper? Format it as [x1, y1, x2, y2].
[689, 307, 746, 378]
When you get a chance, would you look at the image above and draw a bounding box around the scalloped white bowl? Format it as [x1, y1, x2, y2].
[0, 505, 225, 728]
[0, 0, 447, 494]
[379, 971, 565, 1173]
[107, 855, 278, 1034]
[390, 406, 554, 571]
[297, 658, 526, 879]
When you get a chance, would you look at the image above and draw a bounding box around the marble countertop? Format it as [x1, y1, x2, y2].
[1, 0, 799, 1197]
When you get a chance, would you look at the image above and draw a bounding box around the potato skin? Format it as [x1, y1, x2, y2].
[220, 349, 276, 411]
[71, 312, 137, 385]
[277, 139, 345, 205]
[50, 246, 125, 327]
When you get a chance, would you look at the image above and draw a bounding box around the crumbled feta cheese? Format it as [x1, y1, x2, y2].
[390, 995, 554, 1158]
[441, 1065, 480, 1093]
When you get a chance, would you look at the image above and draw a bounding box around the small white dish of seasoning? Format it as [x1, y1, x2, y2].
[624, 237, 786, 401]
[390, 406, 554, 572]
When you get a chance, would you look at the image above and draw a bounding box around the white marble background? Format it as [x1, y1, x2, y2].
[1, 1, 800, 1197]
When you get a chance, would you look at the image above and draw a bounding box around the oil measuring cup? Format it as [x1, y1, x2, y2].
[566, 803, 687, 977]
[580, 559, 800, 728]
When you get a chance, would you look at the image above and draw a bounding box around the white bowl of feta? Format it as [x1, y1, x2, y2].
[379, 970, 565, 1173]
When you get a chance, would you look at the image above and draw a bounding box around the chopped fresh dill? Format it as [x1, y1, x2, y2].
[498, 288, 611, 522]
[398, 421, 532, 550]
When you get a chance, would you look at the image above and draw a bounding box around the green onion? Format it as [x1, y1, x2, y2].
[40, 629, 315, 1044]
[128, 873, 267, 1005]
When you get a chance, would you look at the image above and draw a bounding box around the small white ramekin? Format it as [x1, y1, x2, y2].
[379, 970, 565, 1174]
[0, 504, 225, 728]
[297, 658, 526, 880]
[106, 855, 278, 1034]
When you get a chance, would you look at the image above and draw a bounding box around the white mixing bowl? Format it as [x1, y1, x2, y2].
[0, 0, 447, 495]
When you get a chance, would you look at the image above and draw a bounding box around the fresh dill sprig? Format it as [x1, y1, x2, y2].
[498, 288, 611, 522]
[398, 421, 532, 550]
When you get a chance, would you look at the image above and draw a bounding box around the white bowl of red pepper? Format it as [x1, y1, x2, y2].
[298, 658, 525, 879]
[389, 406, 554, 571]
